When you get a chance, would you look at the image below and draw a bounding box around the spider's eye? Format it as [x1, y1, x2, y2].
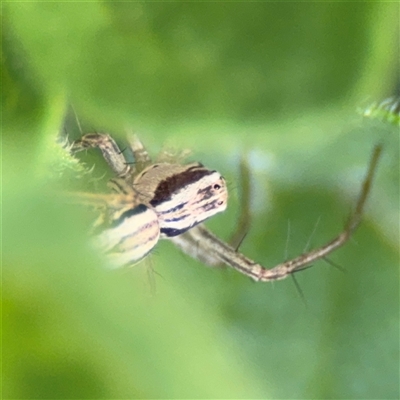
[217, 200, 224, 206]
[213, 184, 221, 190]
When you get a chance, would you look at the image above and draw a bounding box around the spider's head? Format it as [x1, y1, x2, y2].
[149, 164, 228, 238]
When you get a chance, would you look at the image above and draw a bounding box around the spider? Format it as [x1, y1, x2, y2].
[69, 132, 382, 282]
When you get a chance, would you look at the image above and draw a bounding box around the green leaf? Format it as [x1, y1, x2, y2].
[3, 2, 399, 399]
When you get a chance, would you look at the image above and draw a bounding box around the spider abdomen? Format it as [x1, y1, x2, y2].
[95, 204, 160, 267]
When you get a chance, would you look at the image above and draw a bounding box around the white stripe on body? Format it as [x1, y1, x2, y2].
[155, 172, 228, 237]
[95, 205, 160, 267]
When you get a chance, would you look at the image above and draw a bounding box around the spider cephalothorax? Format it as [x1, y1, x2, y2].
[70, 132, 382, 281]
[133, 161, 228, 237]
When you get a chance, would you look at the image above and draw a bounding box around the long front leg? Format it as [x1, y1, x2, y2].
[172, 144, 382, 282]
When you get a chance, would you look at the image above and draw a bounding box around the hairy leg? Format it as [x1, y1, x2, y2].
[171, 144, 382, 281]
[72, 133, 132, 177]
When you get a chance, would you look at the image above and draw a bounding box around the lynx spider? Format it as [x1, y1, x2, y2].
[70, 132, 382, 282]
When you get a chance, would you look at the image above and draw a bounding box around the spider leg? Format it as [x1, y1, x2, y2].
[71, 132, 140, 196]
[257, 143, 383, 281]
[171, 144, 382, 282]
[127, 133, 153, 173]
[228, 156, 252, 250]
[169, 224, 221, 266]
[72, 133, 132, 177]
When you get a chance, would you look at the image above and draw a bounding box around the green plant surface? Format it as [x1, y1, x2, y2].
[3, 3, 399, 399]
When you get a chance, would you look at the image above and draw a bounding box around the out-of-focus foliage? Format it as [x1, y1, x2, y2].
[3, 3, 399, 399]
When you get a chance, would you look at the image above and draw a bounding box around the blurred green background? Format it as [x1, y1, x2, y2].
[3, 2, 399, 399]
